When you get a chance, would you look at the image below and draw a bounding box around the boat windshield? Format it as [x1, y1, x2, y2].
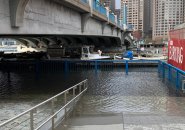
[89, 47, 94, 53]
[82, 47, 88, 54]
[2, 41, 16, 46]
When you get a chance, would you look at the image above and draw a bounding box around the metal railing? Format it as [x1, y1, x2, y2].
[93, 0, 107, 16]
[63, 59, 159, 74]
[109, 13, 115, 23]
[0, 79, 88, 130]
[80, 0, 89, 4]
[0, 59, 159, 74]
[158, 61, 185, 92]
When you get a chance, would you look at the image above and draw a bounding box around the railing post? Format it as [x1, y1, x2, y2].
[51, 99, 55, 130]
[64, 92, 67, 119]
[30, 110, 34, 130]
[168, 65, 171, 81]
[85, 80, 88, 89]
[79, 84, 82, 93]
[73, 87, 76, 98]
[126, 60, 128, 75]
[83, 81, 86, 90]
[176, 70, 179, 91]
[182, 80, 185, 93]
[162, 63, 165, 79]
[158, 60, 160, 73]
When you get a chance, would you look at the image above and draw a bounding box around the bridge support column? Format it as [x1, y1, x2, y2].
[101, 22, 108, 35]
[116, 28, 121, 36]
[111, 26, 116, 35]
[9, 0, 30, 27]
[81, 13, 91, 33]
[121, 30, 125, 46]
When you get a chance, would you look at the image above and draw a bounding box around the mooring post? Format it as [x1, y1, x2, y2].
[126, 60, 128, 75]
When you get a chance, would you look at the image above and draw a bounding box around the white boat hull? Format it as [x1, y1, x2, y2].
[134, 56, 167, 60]
[114, 56, 167, 60]
[81, 54, 110, 60]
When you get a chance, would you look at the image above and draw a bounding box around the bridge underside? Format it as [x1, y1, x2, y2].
[0, 0, 133, 52]
[122, 32, 133, 50]
[124, 39, 131, 50]
[0, 34, 121, 49]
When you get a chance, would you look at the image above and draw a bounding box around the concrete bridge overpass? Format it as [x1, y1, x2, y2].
[0, 0, 133, 49]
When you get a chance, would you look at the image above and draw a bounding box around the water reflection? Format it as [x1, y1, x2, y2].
[1, 67, 185, 124]
[75, 70, 185, 117]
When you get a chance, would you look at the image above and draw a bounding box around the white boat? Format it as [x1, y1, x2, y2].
[134, 55, 167, 60]
[81, 46, 110, 60]
[114, 54, 167, 60]
[0, 39, 47, 58]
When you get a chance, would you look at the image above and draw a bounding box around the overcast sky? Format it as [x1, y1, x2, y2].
[116, 0, 121, 9]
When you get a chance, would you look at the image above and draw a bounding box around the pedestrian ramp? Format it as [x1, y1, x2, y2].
[56, 112, 185, 130]
[56, 113, 124, 130]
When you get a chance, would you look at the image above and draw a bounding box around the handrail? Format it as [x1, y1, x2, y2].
[0, 79, 88, 129]
[35, 87, 87, 130]
[160, 61, 185, 75]
[109, 13, 115, 23]
[64, 59, 160, 62]
[93, 0, 107, 16]
[80, 0, 88, 4]
[158, 60, 185, 91]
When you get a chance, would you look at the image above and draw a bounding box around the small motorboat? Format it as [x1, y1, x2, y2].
[114, 51, 167, 60]
[81, 46, 110, 60]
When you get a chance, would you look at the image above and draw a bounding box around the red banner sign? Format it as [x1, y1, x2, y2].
[168, 39, 185, 71]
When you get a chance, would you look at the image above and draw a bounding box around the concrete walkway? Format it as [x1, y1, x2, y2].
[123, 113, 185, 130]
[56, 112, 185, 130]
[56, 113, 124, 130]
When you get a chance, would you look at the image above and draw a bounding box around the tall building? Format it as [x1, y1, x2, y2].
[120, 1, 127, 25]
[121, 0, 144, 39]
[100, 0, 116, 13]
[143, 0, 153, 38]
[115, 9, 121, 21]
[153, 0, 184, 41]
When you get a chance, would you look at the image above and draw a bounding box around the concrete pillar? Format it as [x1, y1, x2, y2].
[89, 0, 93, 16]
[9, 0, 30, 27]
[111, 26, 116, 35]
[81, 13, 91, 33]
[116, 28, 120, 36]
[101, 22, 108, 35]
[121, 30, 124, 45]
